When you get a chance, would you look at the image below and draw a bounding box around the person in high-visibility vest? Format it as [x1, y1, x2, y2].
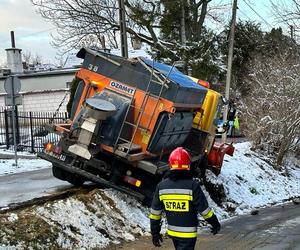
[234, 116, 239, 130]
[149, 147, 221, 249]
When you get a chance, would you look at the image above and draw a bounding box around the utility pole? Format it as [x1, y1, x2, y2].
[5, 31, 23, 166]
[11, 77, 18, 166]
[118, 0, 128, 58]
[10, 31, 19, 167]
[181, 0, 186, 46]
[290, 25, 295, 40]
[222, 0, 238, 143]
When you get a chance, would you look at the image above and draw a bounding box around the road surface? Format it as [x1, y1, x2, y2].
[0, 168, 71, 208]
[112, 202, 300, 250]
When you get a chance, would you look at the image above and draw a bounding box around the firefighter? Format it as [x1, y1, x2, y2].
[149, 147, 221, 249]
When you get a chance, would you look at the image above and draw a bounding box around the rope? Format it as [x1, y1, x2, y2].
[49, 91, 69, 123]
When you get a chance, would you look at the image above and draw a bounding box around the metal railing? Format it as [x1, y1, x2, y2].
[0, 107, 68, 152]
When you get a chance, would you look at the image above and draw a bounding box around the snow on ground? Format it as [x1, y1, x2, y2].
[0, 142, 300, 249]
[0, 148, 51, 176]
[215, 142, 300, 215]
[0, 158, 51, 176]
[0, 147, 34, 157]
[0, 189, 151, 249]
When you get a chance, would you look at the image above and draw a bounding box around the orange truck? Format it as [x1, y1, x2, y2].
[38, 48, 234, 202]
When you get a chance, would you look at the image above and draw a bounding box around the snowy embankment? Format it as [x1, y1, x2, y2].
[0, 142, 300, 249]
[209, 142, 300, 218]
[0, 148, 51, 176]
[0, 190, 150, 249]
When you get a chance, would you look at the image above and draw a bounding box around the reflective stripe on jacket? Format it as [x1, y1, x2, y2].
[149, 175, 214, 238]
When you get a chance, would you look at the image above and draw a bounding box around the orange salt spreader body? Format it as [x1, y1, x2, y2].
[38, 48, 234, 202]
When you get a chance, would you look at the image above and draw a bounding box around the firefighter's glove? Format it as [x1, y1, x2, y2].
[152, 233, 163, 247]
[211, 224, 221, 235]
[206, 214, 221, 235]
[150, 220, 162, 247]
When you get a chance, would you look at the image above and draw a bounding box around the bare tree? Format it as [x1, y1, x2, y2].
[241, 50, 300, 167]
[23, 51, 32, 64]
[23, 51, 43, 65]
[270, 0, 300, 39]
[31, 0, 120, 53]
[30, 0, 216, 59]
[32, 53, 43, 65]
[55, 56, 65, 68]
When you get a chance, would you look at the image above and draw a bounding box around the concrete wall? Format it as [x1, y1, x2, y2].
[0, 89, 70, 112]
[0, 69, 78, 93]
[0, 69, 79, 112]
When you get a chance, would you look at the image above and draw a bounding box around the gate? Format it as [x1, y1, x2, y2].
[0, 107, 68, 152]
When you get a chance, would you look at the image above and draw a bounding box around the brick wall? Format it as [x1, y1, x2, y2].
[0, 89, 70, 112]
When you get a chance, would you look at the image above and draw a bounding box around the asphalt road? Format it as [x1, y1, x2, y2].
[114, 203, 300, 250]
[0, 168, 71, 208]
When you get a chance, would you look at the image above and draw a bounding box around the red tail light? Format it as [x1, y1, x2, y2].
[44, 143, 62, 154]
[45, 143, 53, 152]
[198, 79, 210, 88]
[123, 176, 142, 187]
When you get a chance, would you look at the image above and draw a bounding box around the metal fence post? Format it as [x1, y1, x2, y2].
[29, 111, 35, 153]
[15, 106, 20, 144]
[2, 110, 66, 153]
[4, 109, 9, 149]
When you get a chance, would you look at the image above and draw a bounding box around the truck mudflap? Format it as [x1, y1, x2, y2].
[38, 152, 145, 201]
[207, 142, 235, 174]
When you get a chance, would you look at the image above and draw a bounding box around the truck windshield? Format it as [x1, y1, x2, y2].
[213, 97, 223, 126]
[70, 80, 85, 120]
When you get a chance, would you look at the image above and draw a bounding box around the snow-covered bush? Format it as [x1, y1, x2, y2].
[240, 50, 300, 167]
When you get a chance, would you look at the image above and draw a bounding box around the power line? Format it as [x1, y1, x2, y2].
[242, 0, 273, 29]
[238, 8, 252, 20]
[21, 28, 56, 38]
[0, 28, 56, 44]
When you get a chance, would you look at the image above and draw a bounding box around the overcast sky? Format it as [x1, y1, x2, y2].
[0, 0, 57, 66]
[0, 0, 282, 67]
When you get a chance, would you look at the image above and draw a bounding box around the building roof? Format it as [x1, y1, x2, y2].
[0, 68, 79, 80]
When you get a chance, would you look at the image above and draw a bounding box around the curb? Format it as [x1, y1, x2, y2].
[0, 153, 37, 160]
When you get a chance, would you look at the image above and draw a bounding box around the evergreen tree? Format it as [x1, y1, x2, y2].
[220, 22, 298, 99]
[262, 28, 298, 57]
[220, 21, 264, 97]
[157, 0, 223, 82]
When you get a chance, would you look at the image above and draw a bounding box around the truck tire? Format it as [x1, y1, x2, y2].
[65, 174, 85, 186]
[52, 165, 67, 181]
[199, 153, 208, 179]
[52, 165, 85, 186]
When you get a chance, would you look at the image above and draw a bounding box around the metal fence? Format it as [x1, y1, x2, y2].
[0, 107, 68, 152]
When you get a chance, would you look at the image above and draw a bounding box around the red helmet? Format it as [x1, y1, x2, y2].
[169, 147, 191, 170]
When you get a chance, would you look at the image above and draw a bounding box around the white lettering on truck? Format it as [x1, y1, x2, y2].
[109, 81, 135, 96]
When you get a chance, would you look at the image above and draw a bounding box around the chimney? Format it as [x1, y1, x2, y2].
[5, 31, 23, 74]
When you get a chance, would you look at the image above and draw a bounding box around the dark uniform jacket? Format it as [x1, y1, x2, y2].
[150, 171, 214, 238]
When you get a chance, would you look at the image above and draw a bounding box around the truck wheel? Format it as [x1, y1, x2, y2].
[191, 154, 208, 180]
[199, 154, 208, 179]
[52, 165, 85, 186]
[52, 165, 67, 181]
[65, 173, 85, 186]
